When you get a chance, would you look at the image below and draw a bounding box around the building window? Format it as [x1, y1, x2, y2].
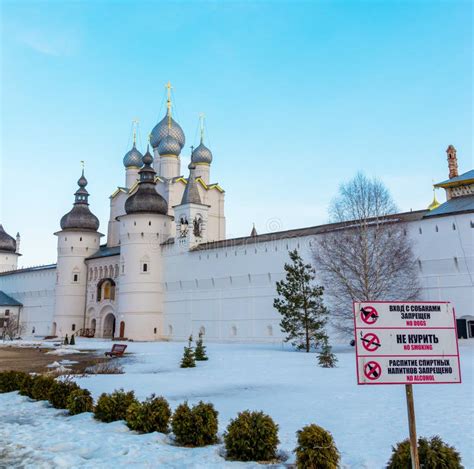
[419, 228, 422, 235]
[452, 223, 456, 231]
[5, 309, 10, 317]
[72, 324, 76, 331]
[154, 327, 157, 334]
[267, 325, 273, 336]
[435, 225, 439, 232]
[142, 263, 148, 273]
[168, 325, 173, 335]
[73, 273, 79, 282]
[231, 325, 237, 337]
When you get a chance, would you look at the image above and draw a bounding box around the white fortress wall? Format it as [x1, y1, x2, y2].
[163, 212, 473, 343]
[163, 234, 309, 343]
[0, 266, 56, 336]
[411, 212, 474, 315]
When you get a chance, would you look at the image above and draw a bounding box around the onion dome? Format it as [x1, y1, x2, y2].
[0, 224, 16, 253]
[157, 134, 181, 156]
[150, 111, 185, 149]
[427, 190, 441, 211]
[123, 143, 144, 168]
[191, 142, 213, 165]
[181, 163, 202, 205]
[125, 146, 168, 215]
[60, 171, 100, 231]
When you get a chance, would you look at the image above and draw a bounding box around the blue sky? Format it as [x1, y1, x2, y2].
[1, 0, 472, 266]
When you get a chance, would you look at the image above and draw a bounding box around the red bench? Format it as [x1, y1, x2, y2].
[105, 344, 127, 357]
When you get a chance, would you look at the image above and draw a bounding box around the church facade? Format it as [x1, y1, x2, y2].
[0, 98, 473, 342]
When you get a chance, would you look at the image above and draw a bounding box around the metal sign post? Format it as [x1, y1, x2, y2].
[405, 384, 420, 469]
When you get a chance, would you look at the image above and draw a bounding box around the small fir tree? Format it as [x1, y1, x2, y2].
[318, 341, 338, 368]
[70, 334, 75, 345]
[64, 334, 69, 345]
[180, 335, 196, 368]
[274, 249, 329, 352]
[195, 331, 208, 361]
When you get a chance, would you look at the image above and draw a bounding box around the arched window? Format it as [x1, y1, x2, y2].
[168, 325, 173, 336]
[267, 325, 273, 336]
[231, 325, 237, 337]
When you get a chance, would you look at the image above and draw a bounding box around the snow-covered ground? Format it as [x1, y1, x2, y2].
[1, 339, 473, 468]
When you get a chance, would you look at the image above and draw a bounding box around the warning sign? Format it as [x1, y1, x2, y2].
[360, 306, 379, 324]
[354, 302, 461, 385]
[361, 332, 381, 352]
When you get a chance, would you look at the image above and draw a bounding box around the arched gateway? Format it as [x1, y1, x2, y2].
[103, 312, 116, 338]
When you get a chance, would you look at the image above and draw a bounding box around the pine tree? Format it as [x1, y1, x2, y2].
[274, 249, 329, 352]
[195, 332, 208, 361]
[64, 334, 69, 345]
[70, 334, 75, 345]
[318, 341, 338, 368]
[180, 335, 196, 368]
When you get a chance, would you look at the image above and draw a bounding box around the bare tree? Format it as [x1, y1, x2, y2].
[313, 173, 420, 337]
[1, 315, 25, 341]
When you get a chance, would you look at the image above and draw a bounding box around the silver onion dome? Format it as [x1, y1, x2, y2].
[125, 147, 168, 215]
[60, 171, 100, 232]
[0, 224, 16, 253]
[123, 144, 144, 168]
[150, 113, 185, 149]
[158, 135, 181, 156]
[192, 142, 213, 165]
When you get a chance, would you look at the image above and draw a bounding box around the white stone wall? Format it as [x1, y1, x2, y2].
[0, 252, 20, 273]
[161, 212, 474, 343]
[0, 267, 56, 336]
[1, 212, 472, 343]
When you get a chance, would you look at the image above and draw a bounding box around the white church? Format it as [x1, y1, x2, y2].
[0, 90, 473, 342]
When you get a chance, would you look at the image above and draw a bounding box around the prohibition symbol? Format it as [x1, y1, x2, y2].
[360, 306, 379, 325]
[361, 332, 381, 352]
[364, 361, 382, 380]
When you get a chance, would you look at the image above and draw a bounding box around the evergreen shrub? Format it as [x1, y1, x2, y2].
[318, 343, 338, 368]
[70, 334, 76, 345]
[18, 373, 37, 397]
[224, 410, 279, 462]
[387, 436, 462, 469]
[94, 389, 138, 422]
[48, 379, 80, 409]
[31, 375, 56, 401]
[171, 401, 218, 447]
[294, 424, 340, 469]
[126, 394, 171, 433]
[180, 335, 196, 368]
[0, 370, 27, 393]
[195, 332, 208, 361]
[67, 388, 94, 415]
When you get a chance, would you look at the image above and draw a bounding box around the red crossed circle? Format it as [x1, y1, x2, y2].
[361, 333, 381, 352]
[364, 361, 382, 380]
[360, 306, 379, 325]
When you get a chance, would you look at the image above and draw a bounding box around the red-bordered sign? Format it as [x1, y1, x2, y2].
[361, 332, 381, 352]
[364, 361, 382, 380]
[354, 301, 462, 385]
[360, 306, 379, 324]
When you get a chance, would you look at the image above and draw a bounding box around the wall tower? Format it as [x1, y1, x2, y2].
[116, 146, 171, 340]
[0, 225, 21, 272]
[53, 169, 101, 337]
